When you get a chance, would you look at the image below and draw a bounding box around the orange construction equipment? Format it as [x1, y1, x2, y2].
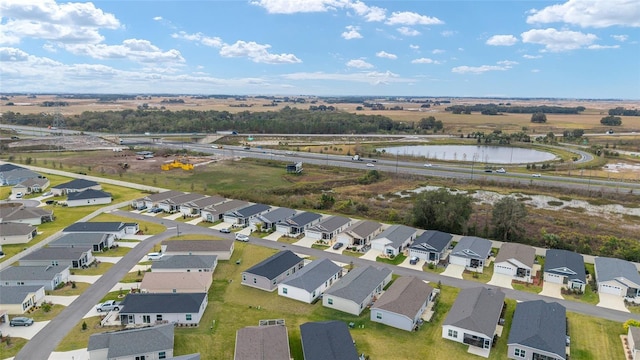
[161, 160, 194, 171]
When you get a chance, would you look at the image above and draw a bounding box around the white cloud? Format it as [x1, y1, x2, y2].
[397, 27, 420, 36]
[411, 57, 439, 64]
[63, 39, 185, 63]
[42, 43, 57, 52]
[153, 16, 163, 21]
[497, 60, 519, 66]
[283, 70, 411, 85]
[409, 44, 420, 50]
[451, 60, 516, 74]
[376, 51, 397, 59]
[612, 34, 629, 42]
[346, 59, 374, 69]
[588, 44, 620, 49]
[250, 0, 345, 14]
[527, 0, 640, 28]
[348, 1, 386, 22]
[441, 30, 456, 37]
[523, 54, 542, 59]
[521, 28, 598, 52]
[386, 11, 443, 25]
[486, 35, 518, 46]
[432, 49, 445, 54]
[531, 69, 541, 73]
[219, 40, 302, 64]
[172, 31, 223, 47]
[341, 25, 362, 40]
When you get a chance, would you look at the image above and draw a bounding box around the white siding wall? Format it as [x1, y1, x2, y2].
[278, 284, 313, 303]
[371, 308, 414, 331]
[449, 255, 470, 267]
[0, 233, 33, 245]
[323, 296, 361, 316]
[494, 262, 517, 277]
[67, 197, 111, 207]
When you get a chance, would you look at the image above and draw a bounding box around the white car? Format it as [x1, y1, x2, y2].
[235, 233, 249, 242]
[532, 173, 542, 178]
[147, 252, 164, 261]
[366, 163, 375, 167]
[211, 145, 219, 149]
[496, 168, 506, 173]
[15, 192, 23, 198]
[424, 163, 433, 167]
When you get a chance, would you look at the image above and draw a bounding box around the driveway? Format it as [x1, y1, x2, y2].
[263, 232, 282, 241]
[48, 349, 89, 360]
[110, 282, 141, 293]
[121, 234, 151, 241]
[69, 275, 101, 284]
[44, 295, 79, 306]
[116, 241, 139, 248]
[360, 249, 381, 261]
[210, 222, 233, 230]
[597, 293, 629, 313]
[441, 264, 465, 279]
[238, 227, 252, 235]
[0, 320, 50, 340]
[186, 217, 203, 225]
[539, 281, 563, 299]
[398, 257, 425, 270]
[293, 236, 317, 248]
[95, 256, 122, 264]
[487, 273, 514, 289]
[163, 213, 183, 220]
[324, 243, 345, 254]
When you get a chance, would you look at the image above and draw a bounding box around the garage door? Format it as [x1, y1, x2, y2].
[494, 263, 515, 276]
[449, 255, 468, 267]
[599, 283, 624, 296]
[544, 272, 563, 284]
[409, 250, 429, 261]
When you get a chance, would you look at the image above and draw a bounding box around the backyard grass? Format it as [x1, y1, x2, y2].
[55, 317, 124, 352]
[461, 263, 494, 283]
[90, 213, 166, 235]
[72, 262, 113, 276]
[376, 254, 407, 265]
[568, 312, 626, 360]
[46, 282, 91, 296]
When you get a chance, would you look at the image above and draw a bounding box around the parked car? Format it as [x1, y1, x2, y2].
[96, 300, 121, 312]
[366, 163, 375, 167]
[532, 173, 542, 178]
[45, 200, 55, 205]
[211, 145, 219, 149]
[147, 252, 164, 261]
[42, 191, 52, 196]
[332, 242, 344, 250]
[10, 317, 34, 327]
[219, 227, 231, 233]
[496, 168, 506, 173]
[484, 169, 493, 173]
[235, 233, 249, 242]
[15, 192, 23, 198]
[409, 256, 419, 265]
[424, 163, 433, 167]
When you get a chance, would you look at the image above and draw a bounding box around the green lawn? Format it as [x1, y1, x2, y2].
[0, 337, 28, 359]
[120, 270, 146, 283]
[423, 263, 446, 273]
[90, 213, 166, 235]
[311, 244, 329, 250]
[55, 317, 125, 352]
[461, 262, 494, 283]
[568, 312, 626, 360]
[562, 285, 600, 305]
[341, 249, 364, 258]
[72, 262, 113, 276]
[46, 282, 91, 296]
[376, 253, 407, 265]
[27, 304, 66, 322]
[95, 245, 131, 257]
[277, 236, 299, 244]
[512, 281, 542, 294]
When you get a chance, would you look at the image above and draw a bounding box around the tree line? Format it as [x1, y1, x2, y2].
[608, 107, 640, 116]
[446, 104, 585, 115]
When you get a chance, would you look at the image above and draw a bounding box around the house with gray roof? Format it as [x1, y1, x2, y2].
[449, 236, 493, 273]
[12, 177, 49, 196]
[507, 300, 567, 360]
[49, 233, 115, 252]
[278, 258, 343, 303]
[234, 325, 291, 360]
[543, 249, 586, 292]
[275, 211, 323, 237]
[628, 326, 640, 360]
[336, 220, 383, 250]
[151, 255, 218, 273]
[249, 207, 297, 231]
[132, 190, 185, 210]
[0, 265, 70, 291]
[0, 204, 54, 225]
[162, 240, 234, 260]
[409, 230, 453, 264]
[494, 243, 536, 283]
[119, 293, 208, 326]
[323, 265, 393, 315]
[370, 224, 418, 257]
[51, 178, 101, 196]
[157, 193, 207, 213]
[63, 221, 139, 239]
[0, 285, 45, 314]
[300, 321, 359, 360]
[594, 256, 640, 298]
[66, 189, 112, 207]
[223, 203, 272, 228]
[201, 199, 250, 222]
[305, 215, 351, 242]
[0, 164, 40, 186]
[371, 276, 435, 331]
[242, 250, 304, 292]
[0, 222, 38, 245]
[442, 287, 506, 353]
[20, 246, 93, 269]
[179, 195, 226, 217]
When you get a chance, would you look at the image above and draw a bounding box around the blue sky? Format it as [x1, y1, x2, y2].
[1, 0, 639, 98]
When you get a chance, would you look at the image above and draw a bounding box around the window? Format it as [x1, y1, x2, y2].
[283, 288, 288, 294]
[142, 315, 151, 323]
[514, 349, 526, 358]
[242, 274, 246, 281]
[159, 352, 166, 359]
[156, 315, 163, 321]
[253, 278, 257, 284]
[186, 314, 192, 321]
[376, 312, 382, 320]
[312, 291, 316, 297]
[272, 279, 276, 285]
[135, 356, 146, 360]
[448, 329, 458, 338]
[327, 298, 333, 305]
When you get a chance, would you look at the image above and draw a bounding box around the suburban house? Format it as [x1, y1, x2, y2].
[223, 203, 272, 228]
[336, 220, 383, 250]
[275, 211, 323, 237]
[278, 258, 343, 303]
[449, 236, 493, 273]
[241, 250, 305, 291]
[628, 326, 640, 360]
[200, 199, 250, 222]
[12, 177, 50, 196]
[0, 222, 38, 245]
[594, 256, 640, 298]
[0, 164, 40, 186]
[442, 287, 506, 353]
[119, 292, 208, 326]
[157, 193, 207, 213]
[151, 255, 218, 273]
[66, 189, 112, 207]
[19, 246, 94, 269]
[305, 215, 352, 242]
[300, 321, 359, 360]
[179, 195, 226, 217]
[544, 249, 586, 292]
[63, 222, 139, 239]
[323, 265, 393, 316]
[0, 285, 45, 314]
[408, 230, 454, 264]
[49, 233, 115, 252]
[493, 243, 536, 283]
[370, 224, 418, 257]
[507, 300, 567, 360]
[51, 178, 101, 196]
[162, 240, 234, 260]
[249, 207, 297, 231]
[132, 190, 185, 210]
[0, 204, 54, 225]
[370, 276, 435, 332]
[234, 324, 291, 360]
[0, 265, 70, 291]
[140, 272, 213, 293]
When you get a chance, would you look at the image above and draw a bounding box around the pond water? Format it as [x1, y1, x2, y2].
[377, 145, 556, 164]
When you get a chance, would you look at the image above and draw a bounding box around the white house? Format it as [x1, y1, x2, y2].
[278, 258, 342, 303]
[628, 326, 640, 360]
[0, 265, 70, 291]
[448, 236, 493, 273]
[304, 216, 351, 242]
[370, 225, 418, 257]
[0, 223, 38, 245]
[543, 249, 586, 292]
[370, 276, 434, 331]
[323, 266, 392, 316]
[51, 178, 101, 196]
[0, 285, 46, 314]
[87, 323, 185, 360]
[66, 189, 112, 207]
[336, 220, 383, 250]
[594, 256, 640, 298]
[119, 292, 208, 326]
[493, 243, 536, 283]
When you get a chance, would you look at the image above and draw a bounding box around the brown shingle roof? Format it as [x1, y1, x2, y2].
[372, 276, 433, 319]
[494, 243, 535, 268]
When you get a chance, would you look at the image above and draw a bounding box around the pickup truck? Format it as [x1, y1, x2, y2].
[96, 300, 121, 312]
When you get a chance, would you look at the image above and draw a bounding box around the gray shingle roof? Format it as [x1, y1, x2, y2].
[67, 189, 111, 201]
[280, 258, 342, 292]
[159, 193, 206, 205]
[49, 233, 110, 247]
[283, 211, 322, 227]
[163, 240, 233, 252]
[300, 321, 359, 360]
[0, 265, 69, 281]
[140, 190, 185, 202]
[342, 220, 382, 239]
[120, 293, 207, 314]
[234, 325, 290, 360]
[52, 178, 99, 190]
[0, 164, 24, 173]
[16, 177, 48, 188]
[595, 256, 640, 286]
[229, 203, 271, 218]
[410, 230, 453, 253]
[63, 222, 126, 233]
[451, 236, 492, 260]
[0, 285, 44, 304]
[545, 249, 586, 283]
[508, 300, 566, 359]
[371, 276, 433, 319]
[324, 266, 392, 303]
[0, 206, 52, 222]
[243, 250, 303, 280]
[203, 199, 250, 215]
[2, 169, 40, 183]
[374, 225, 417, 248]
[88, 323, 174, 358]
[494, 243, 535, 269]
[0, 222, 36, 236]
[256, 207, 296, 224]
[21, 247, 91, 261]
[307, 216, 350, 233]
[443, 287, 505, 338]
[151, 255, 217, 270]
[183, 195, 226, 209]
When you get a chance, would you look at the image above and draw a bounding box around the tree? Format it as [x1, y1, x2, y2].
[531, 112, 547, 123]
[600, 115, 622, 126]
[492, 197, 527, 242]
[412, 188, 472, 234]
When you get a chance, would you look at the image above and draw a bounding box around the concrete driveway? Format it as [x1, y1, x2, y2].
[210, 222, 233, 230]
[263, 232, 282, 241]
[0, 320, 50, 340]
[293, 236, 317, 248]
[238, 227, 252, 235]
[48, 349, 90, 360]
[360, 249, 381, 261]
[69, 275, 101, 284]
[324, 243, 345, 254]
[116, 241, 139, 248]
[44, 295, 79, 306]
[398, 257, 425, 270]
[597, 293, 629, 313]
[163, 213, 183, 220]
[539, 282, 563, 299]
[186, 217, 203, 225]
[121, 234, 151, 241]
[441, 264, 465, 279]
[487, 273, 514, 289]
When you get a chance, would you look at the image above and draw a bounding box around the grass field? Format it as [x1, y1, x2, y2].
[90, 213, 166, 235]
[46, 282, 91, 296]
[55, 317, 124, 352]
[461, 263, 494, 283]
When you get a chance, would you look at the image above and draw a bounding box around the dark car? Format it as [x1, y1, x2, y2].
[10, 317, 34, 327]
[484, 169, 493, 173]
[332, 242, 344, 250]
[409, 256, 419, 265]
